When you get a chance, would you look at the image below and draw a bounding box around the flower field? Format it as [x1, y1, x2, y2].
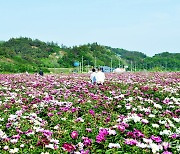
[0, 72, 179, 154]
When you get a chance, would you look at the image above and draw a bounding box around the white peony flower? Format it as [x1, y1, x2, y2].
[160, 130, 172, 136]
[154, 103, 162, 109]
[141, 119, 149, 124]
[108, 143, 121, 148]
[0, 118, 4, 121]
[149, 143, 160, 153]
[173, 117, 180, 123]
[20, 144, 24, 148]
[45, 144, 54, 149]
[143, 138, 153, 144]
[9, 148, 19, 153]
[152, 124, 159, 128]
[137, 142, 148, 148]
[3, 145, 9, 150]
[108, 129, 116, 135]
[149, 114, 155, 118]
[10, 139, 18, 144]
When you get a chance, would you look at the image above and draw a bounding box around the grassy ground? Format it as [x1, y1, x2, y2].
[48, 68, 76, 74]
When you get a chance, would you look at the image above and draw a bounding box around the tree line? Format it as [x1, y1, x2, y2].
[0, 37, 179, 73]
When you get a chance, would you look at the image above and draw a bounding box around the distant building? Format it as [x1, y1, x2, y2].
[101, 66, 114, 72]
[113, 68, 126, 73]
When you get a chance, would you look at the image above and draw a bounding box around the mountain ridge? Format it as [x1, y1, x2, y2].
[0, 37, 179, 73]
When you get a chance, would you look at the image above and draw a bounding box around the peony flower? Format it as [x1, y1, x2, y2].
[82, 137, 92, 146]
[141, 119, 149, 124]
[20, 144, 24, 148]
[71, 131, 78, 139]
[117, 125, 125, 132]
[3, 145, 9, 150]
[62, 143, 75, 152]
[85, 128, 92, 132]
[42, 130, 53, 138]
[149, 143, 160, 153]
[152, 124, 159, 128]
[9, 148, 19, 154]
[89, 109, 95, 116]
[136, 142, 148, 148]
[162, 142, 170, 150]
[47, 113, 54, 117]
[151, 135, 162, 143]
[77, 142, 84, 151]
[143, 138, 153, 144]
[124, 139, 137, 145]
[45, 144, 54, 149]
[162, 151, 172, 154]
[10, 139, 18, 144]
[108, 143, 121, 148]
[96, 134, 106, 143]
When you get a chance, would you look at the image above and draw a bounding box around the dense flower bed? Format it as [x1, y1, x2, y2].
[0, 72, 179, 154]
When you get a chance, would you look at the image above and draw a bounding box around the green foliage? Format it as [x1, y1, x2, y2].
[0, 37, 179, 73]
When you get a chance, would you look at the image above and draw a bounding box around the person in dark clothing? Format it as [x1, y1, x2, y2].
[39, 70, 44, 76]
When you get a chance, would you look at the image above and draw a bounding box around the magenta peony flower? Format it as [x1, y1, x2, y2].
[89, 109, 95, 116]
[99, 128, 109, 136]
[42, 130, 53, 138]
[62, 143, 75, 152]
[96, 134, 106, 143]
[71, 131, 78, 139]
[171, 134, 178, 139]
[151, 135, 162, 143]
[117, 125, 125, 132]
[82, 137, 92, 146]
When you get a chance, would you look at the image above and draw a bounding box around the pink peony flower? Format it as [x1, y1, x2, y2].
[151, 135, 162, 143]
[71, 131, 78, 139]
[124, 138, 138, 145]
[162, 142, 170, 150]
[85, 128, 92, 133]
[80, 150, 90, 154]
[117, 125, 125, 132]
[47, 112, 54, 117]
[162, 151, 172, 154]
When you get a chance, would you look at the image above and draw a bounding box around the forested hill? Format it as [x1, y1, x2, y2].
[0, 37, 179, 73]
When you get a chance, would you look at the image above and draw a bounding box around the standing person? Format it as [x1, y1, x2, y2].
[96, 68, 105, 85]
[39, 70, 44, 76]
[90, 68, 97, 84]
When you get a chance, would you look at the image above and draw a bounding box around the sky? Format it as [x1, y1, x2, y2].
[0, 0, 180, 56]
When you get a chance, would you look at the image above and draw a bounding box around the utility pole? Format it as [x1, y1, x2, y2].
[79, 62, 81, 73]
[88, 60, 89, 72]
[95, 57, 96, 69]
[165, 61, 167, 71]
[134, 61, 136, 72]
[82, 56, 83, 73]
[111, 58, 112, 72]
[131, 60, 133, 72]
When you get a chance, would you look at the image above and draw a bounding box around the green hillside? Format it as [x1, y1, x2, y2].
[0, 37, 179, 73]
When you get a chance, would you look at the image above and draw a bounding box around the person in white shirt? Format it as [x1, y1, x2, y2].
[90, 68, 97, 84]
[96, 68, 105, 84]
